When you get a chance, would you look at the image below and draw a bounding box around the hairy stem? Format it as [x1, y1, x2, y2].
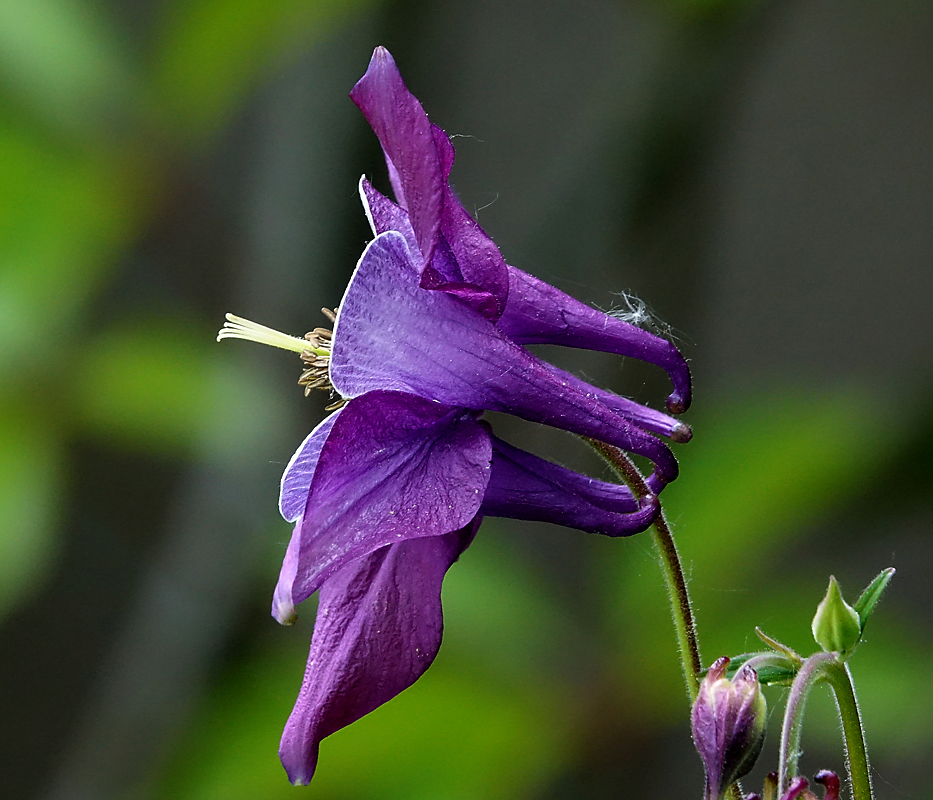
[779, 652, 835, 794]
[824, 661, 874, 800]
[584, 439, 701, 699]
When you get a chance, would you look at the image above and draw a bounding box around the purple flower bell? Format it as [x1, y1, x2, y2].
[217, 46, 694, 786]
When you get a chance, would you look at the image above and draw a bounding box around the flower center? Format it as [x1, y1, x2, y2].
[217, 310, 345, 409]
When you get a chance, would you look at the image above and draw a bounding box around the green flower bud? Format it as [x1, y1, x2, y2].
[811, 576, 861, 655]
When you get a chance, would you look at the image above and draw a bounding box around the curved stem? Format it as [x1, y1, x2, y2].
[779, 652, 834, 794]
[584, 439, 701, 700]
[824, 661, 874, 800]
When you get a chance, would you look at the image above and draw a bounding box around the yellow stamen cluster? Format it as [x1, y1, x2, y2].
[217, 310, 344, 409]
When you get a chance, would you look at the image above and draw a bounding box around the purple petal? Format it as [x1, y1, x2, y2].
[279, 409, 343, 522]
[289, 389, 491, 607]
[350, 47, 443, 264]
[437, 183, 509, 320]
[279, 521, 477, 786]
[360, 177, 506, 320]
[481, 437, 659, 536]
[814, 771, 840, 800]
[331, 232, 679, 485]
[359, 177, 420, 260]
[497, 265, 693, 414]
[432, 123, 455, 178]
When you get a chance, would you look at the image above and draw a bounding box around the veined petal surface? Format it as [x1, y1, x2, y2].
[279, 409, 343, 522]
[289, 389, 491, 606]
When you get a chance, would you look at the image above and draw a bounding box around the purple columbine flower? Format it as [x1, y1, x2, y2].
[216, 46, 694, 785]
[219, 236, 664, 784]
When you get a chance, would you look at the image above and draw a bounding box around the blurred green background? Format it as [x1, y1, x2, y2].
[1, 0, 931, 798]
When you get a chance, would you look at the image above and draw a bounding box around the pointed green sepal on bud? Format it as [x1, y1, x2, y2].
[692, 657, 768, 800]
[811, 576, 861, 656]
[755, 627, 803, 666]
[853, 567, 895, 635]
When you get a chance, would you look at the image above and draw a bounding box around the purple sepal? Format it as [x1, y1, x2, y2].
[288, 389, 491, 607]
[497, 264, 693, 414]
[279, 520, 477, 786]
[419, 270, 502, 320]
[331, 232, 679, 485]
[437, 182, 509, 319]
[432, 123, 455, 178]
[352, 49, 509, 320]
[272, 521, 301, 625]
[360, 178, 502, 319]
[279, 409, 343, 522]
[692, 657, 767, 799]
[350, 46, 443, 265]
[481, 437, 659, 535]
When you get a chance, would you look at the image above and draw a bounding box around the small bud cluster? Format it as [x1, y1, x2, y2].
[743, 769, 839, 800]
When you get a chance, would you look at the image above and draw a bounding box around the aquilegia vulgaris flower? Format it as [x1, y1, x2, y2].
[217, 46, 693, 785]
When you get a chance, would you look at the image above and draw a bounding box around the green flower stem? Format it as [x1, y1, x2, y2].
[584, 441, 748, 800]
[823, 660, 874, 800]
[584, 439, 701, 700]
[779, 653, 873, 800]
[779, 652, 834, 794]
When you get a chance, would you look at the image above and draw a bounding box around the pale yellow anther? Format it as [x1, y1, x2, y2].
[216, 314, 329, 357]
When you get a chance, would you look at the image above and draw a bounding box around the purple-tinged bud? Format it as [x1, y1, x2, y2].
[813, 770, 840, 800]
[811, 576, 860, 655]
[692, 657, 768, 800]
[772, 772, 838, 800]
[763, 772, 779, 800]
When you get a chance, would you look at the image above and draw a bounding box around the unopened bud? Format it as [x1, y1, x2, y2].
[692, 657, 768, 800]
[813, 770, 840, 800]
[811, 576, 860, 655]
